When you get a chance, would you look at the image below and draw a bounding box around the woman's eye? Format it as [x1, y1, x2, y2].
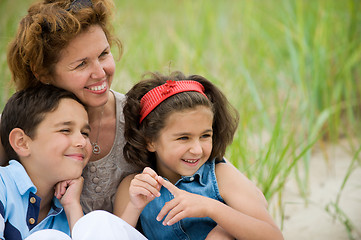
[76, 61, 86, 69]
[100, 51, 109, 58]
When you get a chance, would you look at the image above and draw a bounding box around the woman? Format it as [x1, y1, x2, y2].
[5, 0, 141, 213]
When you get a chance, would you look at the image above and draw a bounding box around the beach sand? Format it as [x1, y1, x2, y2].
[278, 140, 361, 240]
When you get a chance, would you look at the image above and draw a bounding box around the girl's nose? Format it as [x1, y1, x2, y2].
[189, 140, 203, 155]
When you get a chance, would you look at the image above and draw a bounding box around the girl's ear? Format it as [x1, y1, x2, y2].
[146, 141, 156, 152]
[9, 128, 31, 157]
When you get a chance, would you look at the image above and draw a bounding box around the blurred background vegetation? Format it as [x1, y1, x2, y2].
[1, 0, 361, 237]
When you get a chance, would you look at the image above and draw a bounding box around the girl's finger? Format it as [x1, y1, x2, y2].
[157, 176, 178, 196]
[134, 173, 160, 189]
[130, 185, 157, 199]
[156, 198, 178, 221]
[164, 209, 187, 226]
[132, 177, 161, 197]
[142, 167, 158, 178]
[161, 204, 185, 226]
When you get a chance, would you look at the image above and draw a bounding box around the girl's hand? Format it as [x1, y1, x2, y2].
[156, 176, 214, 226]
[55, 176, 84, 208]
[129, 167, 162, 210]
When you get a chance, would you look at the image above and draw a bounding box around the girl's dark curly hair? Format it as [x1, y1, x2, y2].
[123, 71, 239, 170]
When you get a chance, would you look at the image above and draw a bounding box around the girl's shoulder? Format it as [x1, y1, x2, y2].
[215, 159, 267, 207]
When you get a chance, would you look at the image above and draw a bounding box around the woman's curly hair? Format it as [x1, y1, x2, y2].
[7, 0, 122, 90]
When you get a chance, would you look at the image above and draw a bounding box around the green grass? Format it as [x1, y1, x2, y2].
[1, 0, 361, 235]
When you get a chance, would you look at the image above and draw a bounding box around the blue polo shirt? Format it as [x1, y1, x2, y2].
[0, 160, 70, 239]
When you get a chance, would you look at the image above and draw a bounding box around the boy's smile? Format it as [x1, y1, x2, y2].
[25, 98, 91, 186]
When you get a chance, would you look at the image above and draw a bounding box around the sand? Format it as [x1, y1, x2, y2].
[278, 140, 361, 240]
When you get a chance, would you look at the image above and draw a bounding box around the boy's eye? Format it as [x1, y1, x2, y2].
[81, 131, 90, 138]
[60, 129, 71, 134]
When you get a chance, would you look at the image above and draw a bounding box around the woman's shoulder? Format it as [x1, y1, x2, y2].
[111, 89, 126, 102]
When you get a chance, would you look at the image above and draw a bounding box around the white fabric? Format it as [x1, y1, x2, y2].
[25, 210, 147, 240]
[25, 229, 70, 240]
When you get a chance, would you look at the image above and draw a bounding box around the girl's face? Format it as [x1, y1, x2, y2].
[147, 105, 214, 184]
[51, 25, 115, 108]
[26, 98, 91, 185]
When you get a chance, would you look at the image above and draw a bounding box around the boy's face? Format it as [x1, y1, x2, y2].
[26, 98, 91, 185]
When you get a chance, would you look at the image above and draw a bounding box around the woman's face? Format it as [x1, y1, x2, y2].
[52, 25, 115, 108]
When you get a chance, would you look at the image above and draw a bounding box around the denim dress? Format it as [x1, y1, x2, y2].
[140, 158, 225, 240]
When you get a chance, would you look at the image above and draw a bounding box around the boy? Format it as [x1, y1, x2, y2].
[0, 84, 91, 239]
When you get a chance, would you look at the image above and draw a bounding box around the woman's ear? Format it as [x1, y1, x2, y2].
[9, 128, 31, 157]
[38, 75, 52, 85]
[34, 71, 52, 85]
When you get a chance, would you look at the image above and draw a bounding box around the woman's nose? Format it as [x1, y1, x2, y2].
[90, 61, 106, 79]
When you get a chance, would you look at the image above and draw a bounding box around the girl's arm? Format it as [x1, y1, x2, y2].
[212, 162, 283, 240]
[114, 167, 161, 227]
[156, 163, 283, 240]
[55, 177, 84, 232]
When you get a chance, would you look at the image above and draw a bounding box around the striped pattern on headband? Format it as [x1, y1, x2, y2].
[139, 80, 207, 123]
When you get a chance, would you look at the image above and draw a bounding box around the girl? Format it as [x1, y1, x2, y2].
[114, 71, 284, 240]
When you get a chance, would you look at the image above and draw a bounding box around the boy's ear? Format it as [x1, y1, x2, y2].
[146, 141, 156, 152]
[9, 128, 31, 157]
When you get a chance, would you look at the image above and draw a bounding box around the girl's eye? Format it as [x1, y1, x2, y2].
[177, 136, 189, 141]
[201, 134, 212, 139]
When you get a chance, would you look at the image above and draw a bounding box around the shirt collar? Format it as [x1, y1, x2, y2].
[176, 160, 214, 187]
[8, 160, 37, 195]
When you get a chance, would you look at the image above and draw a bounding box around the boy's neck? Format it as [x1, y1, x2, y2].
[33, 180, 55, 223]
[23, 165, 55, 222]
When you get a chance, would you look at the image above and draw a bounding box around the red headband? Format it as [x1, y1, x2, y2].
[139, 80, 207, 123]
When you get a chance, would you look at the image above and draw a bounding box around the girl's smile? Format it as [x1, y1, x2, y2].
[147, 105, 214, 184]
